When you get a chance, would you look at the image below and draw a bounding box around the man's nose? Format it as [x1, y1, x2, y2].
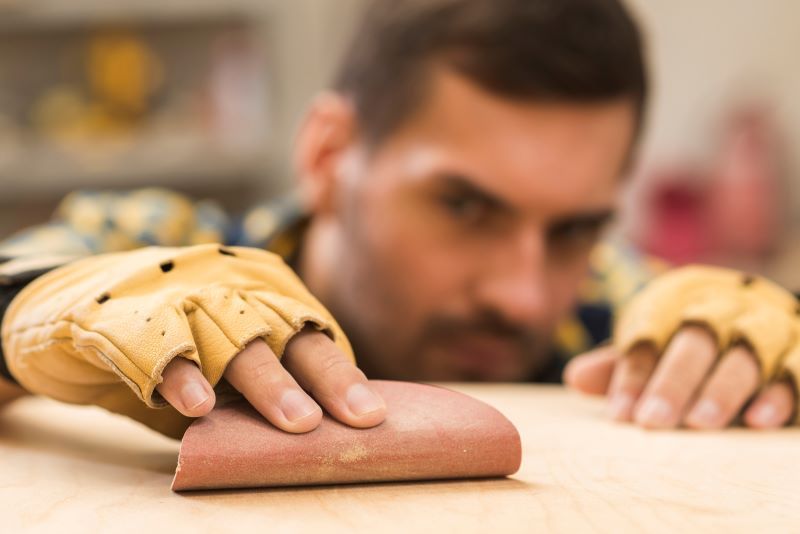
[475, 230, 551, 327]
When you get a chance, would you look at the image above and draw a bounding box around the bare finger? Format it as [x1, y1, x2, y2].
[224, 338, 323, 433]
[606, 342, 659, 421]
[633, 326, 718, 429]
[563, 344, 619, 396]
[683, 345, 760, 429]
[283, 327, 386, 429]
[743, 380, 796, 429]
[157, 357, 216, 417]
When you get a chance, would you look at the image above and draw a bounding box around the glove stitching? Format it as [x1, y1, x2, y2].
[249, 292, 333, 356]
[74, 338, 196, 406]
[6, 318, 197, 405]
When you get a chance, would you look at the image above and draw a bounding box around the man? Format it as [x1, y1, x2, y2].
[0, 0, 797, 438]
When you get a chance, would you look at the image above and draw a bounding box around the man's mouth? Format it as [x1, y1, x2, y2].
[440, 334, 524, 380]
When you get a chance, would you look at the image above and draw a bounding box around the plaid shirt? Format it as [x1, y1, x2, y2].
[0, 187, 663, 383]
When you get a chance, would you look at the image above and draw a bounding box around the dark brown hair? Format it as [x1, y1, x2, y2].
[333, 0, 648, 145]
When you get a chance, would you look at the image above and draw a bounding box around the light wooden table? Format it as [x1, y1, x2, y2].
[1, 385, 797, 533]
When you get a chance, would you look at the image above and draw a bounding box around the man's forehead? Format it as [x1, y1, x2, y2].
[394, 68, 635, 140]
[369, 70, 634, 216]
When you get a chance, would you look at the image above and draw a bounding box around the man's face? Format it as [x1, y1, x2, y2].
[304, 69, 636, 382]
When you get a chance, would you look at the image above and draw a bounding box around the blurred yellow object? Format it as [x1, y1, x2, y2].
[29, 86, 87, 135]
[30, 31, 163, 144]
[88, 32, 163, 117]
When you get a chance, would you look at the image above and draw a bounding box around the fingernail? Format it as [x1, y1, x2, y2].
[608, 393, 635, 420]
[750, 403, 778, 427]
[636, 396, 673, 427]
[346, 383, 385, 416]
[280, 390, 319, 422]
[181, 382, 210, 410]
[687, 399, 721, 427]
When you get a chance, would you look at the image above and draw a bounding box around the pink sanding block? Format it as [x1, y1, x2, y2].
[172, 380, 521, 491]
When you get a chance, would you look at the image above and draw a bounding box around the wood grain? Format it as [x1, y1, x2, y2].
[1, 384, 797, 533]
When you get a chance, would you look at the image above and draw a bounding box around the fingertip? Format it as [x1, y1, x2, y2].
[562, 358, 582, 389]
[564, 347, 617, 395]
[744, 382, 795, 430]
[607, 392, 635, 422]
[684, 399, 725, 430]
[158, 358, 217, 417]
[177, 381, 216, 418]
[744, 400, 791, 429]
[350, 404, 387, 429]
[278, 408, 324, 434]
[274, 389, 324, 433]
[343, 383, 387, 428]
[633, 396, 677, 430]
[744, 404, 781, 429]
[564, 367, 597, 395]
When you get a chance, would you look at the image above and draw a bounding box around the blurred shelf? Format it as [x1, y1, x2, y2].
[0, 0, 276, 33]
[0, 133, 268, 200]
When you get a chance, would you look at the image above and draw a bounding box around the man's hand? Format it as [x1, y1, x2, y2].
[2, 244, 384, 437]
[565, 265, 800, 430]
[158, 329, 386, 433]
[565, 328, 796, 429]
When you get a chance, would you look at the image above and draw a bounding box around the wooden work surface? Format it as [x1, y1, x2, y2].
[1, 384, 797, 533]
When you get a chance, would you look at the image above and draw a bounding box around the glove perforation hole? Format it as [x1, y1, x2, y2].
[160, 261, 175, 273]
[161, 330, 166, 336]
[239, 310, 245, 315]
[741, 274, 756, 287]
[146, 317, 152, 322]
[219, 248, 236, 257]
[96, 293, 110, 304]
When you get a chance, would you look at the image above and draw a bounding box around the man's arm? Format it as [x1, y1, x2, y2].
[0, 256, 77, 404]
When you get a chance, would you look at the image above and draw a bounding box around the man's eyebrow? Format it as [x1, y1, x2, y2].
[435, 173, 617, 227]
[437, 174, 508, 208]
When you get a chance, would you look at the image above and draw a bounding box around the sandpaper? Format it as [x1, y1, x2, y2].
[172, 380, 521, 491]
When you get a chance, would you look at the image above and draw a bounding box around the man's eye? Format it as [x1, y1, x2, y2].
[441, 195, 490, 222]
[549, 222, 603, 248]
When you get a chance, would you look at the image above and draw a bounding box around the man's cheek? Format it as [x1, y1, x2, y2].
[387, 237, 466, 298]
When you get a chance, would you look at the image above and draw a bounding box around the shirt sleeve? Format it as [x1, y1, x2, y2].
[0, 187, 231, 258]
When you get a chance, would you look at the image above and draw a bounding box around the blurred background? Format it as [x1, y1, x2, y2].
[0, 0, 798, 286]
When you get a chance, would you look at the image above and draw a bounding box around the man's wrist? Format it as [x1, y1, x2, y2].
[0, 255, 76, 385]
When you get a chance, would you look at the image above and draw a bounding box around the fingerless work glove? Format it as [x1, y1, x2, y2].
[614, 265, 800, 408]
[1, 244, 352, 437]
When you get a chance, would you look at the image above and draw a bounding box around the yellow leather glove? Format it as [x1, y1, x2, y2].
[614, 265, 800, 398]
[1, 244, 352, 438]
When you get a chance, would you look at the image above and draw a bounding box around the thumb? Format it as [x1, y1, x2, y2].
[563, 344, 619, 396]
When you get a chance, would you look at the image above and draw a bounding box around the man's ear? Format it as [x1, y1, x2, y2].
[293, 91, 359, 216]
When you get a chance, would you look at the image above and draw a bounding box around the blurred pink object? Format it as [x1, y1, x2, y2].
[637, 102, 783, 266]
[643, 167, 713, 265]
[709, 105, 783, 259]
